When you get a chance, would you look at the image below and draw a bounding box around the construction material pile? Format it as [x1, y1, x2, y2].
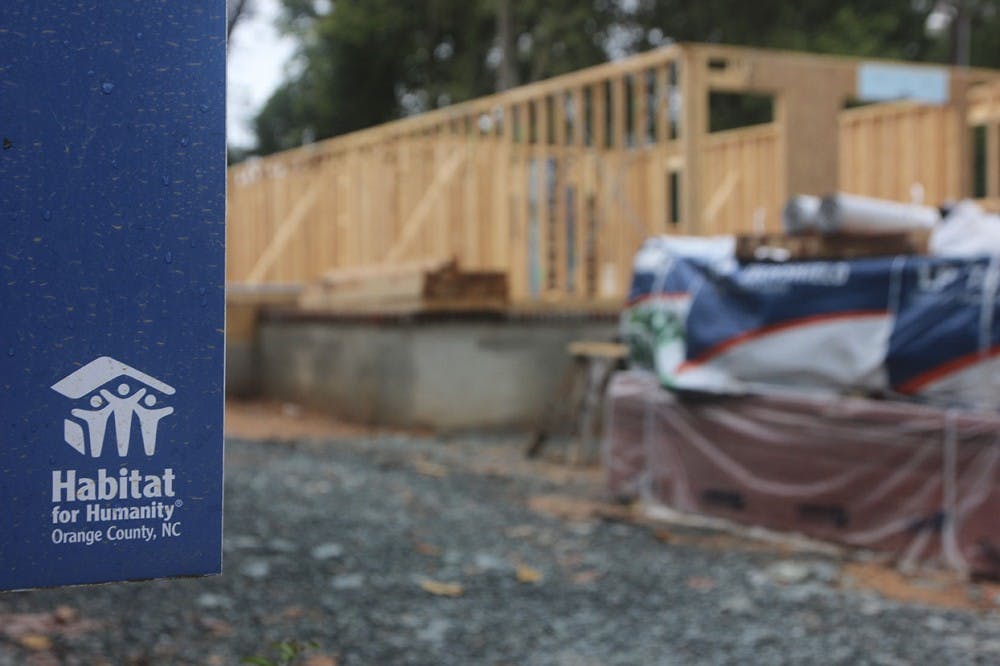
[604, 370, 1000, 578]
[622, 197, 1000, 411]
[299, 257, 508, 314]
[609, 195, 1000, 576]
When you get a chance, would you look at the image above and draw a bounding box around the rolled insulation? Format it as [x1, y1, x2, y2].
[818, 193, 939, 235]
[781, 195, 822, 235]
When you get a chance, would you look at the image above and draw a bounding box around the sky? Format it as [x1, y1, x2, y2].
[227, 0, 296, 150]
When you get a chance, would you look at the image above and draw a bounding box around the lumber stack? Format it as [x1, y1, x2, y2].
[736, 192, 936, 262]
[298, 257, 508, 313]
[735, 229, 930, 262]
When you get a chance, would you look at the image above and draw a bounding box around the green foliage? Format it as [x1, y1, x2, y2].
[253, 0, 616, 154]
[628, 0, 936, 60]
[506, 0, 614, 83]
[245, 0, 1000, 158]
[254, 0, 494, 153]
[242, 639, 319, 666]
[960, 1, 1000, 68]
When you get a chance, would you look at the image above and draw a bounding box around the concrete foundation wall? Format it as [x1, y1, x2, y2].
[226, 339, 257, 398]
[234, 312, 617, 430]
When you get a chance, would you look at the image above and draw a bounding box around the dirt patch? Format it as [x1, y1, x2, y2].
[224, 399, 440, 442]
[225, 401, 1000, 619]
[526, 493, 634, 523]
[841, 560, 1000, 612]
[225, 399, 369, 441]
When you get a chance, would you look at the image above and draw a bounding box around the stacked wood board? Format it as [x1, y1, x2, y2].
[735, 230, 929, 262]
[298, 257, 508, 314]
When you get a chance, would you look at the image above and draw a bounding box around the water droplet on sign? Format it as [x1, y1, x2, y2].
[42, 209, 52, 221]
[111, 159, 119, 169]
[164, 252, 173, 264]
[199, 104, 209, 114]
[100, 81, 115, 95]
[161, 175, 170, 186]
[180, 137, 189, 147]
[6, 348, 13, 357]
[198, 287, 206, 296]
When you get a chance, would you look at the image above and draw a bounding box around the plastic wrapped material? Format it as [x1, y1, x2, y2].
[888, 256, 1000, 410]
[621, 235, 735, 384]
[604, 371, 1000, 577]
[624, 246, 896, 398]
[624, 237, 1000, 410]
[931, 200, 1000, 257]
[603, 370, 671, 501]
[818, 193, 939, 235]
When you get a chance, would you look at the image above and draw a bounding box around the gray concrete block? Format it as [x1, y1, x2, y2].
[250, 314, 617, 430]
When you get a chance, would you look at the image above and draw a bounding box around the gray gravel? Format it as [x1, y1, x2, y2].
[2, 434, 999, 665]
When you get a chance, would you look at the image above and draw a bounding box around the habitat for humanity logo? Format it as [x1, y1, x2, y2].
[50, 357, 175, 458]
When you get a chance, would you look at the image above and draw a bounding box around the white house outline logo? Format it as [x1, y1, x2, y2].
[51, 357, 175, 457]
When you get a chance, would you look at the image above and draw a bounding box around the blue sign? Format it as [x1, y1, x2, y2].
[0, 2, 226, 590]
[857, 62, 950, 105]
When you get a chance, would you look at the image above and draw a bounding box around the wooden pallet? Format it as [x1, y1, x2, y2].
[736, 230, 930, 263]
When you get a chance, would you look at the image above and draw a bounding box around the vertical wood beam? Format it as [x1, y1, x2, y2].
[611, 76, 626, 150]
[464, 116, 480, 268]
[753, 60, 854, 202]
[591, 82, 607, 298]
[680, 48, 707, 234]
[949, 76, 973, 198]
[512, 102, 530, 300]
[987, 122, 1000, 198]
[553, 92, 567, 295]
[634, 69, 648, 148]
[535, 98, 550, 295]
[572, 86, 587, 295]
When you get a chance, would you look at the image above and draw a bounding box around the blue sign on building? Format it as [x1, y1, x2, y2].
[0, 2, 226, 590]
[857, 62, 951, 106]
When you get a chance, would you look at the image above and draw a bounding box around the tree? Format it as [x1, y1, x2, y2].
[252, 0, 616, 154]
[254, 1, 485, 153]
[625, 0, 937, 61]
[929, 0, 1000, 68]
[248, 0, 1000, 157]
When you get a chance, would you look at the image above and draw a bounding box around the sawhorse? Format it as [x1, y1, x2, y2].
[525, 341, 628, 464]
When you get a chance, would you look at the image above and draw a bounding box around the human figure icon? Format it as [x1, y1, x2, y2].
[52, 357, 177, 457]
[70, 394, 115, 457]
[134, 393, 174, 455]
[100, 382, 148, 456]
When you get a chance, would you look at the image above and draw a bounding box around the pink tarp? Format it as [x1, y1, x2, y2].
[604, 371, 1000, 577]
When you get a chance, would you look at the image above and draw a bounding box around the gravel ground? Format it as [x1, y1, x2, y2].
[2, 428, 1000, 666]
